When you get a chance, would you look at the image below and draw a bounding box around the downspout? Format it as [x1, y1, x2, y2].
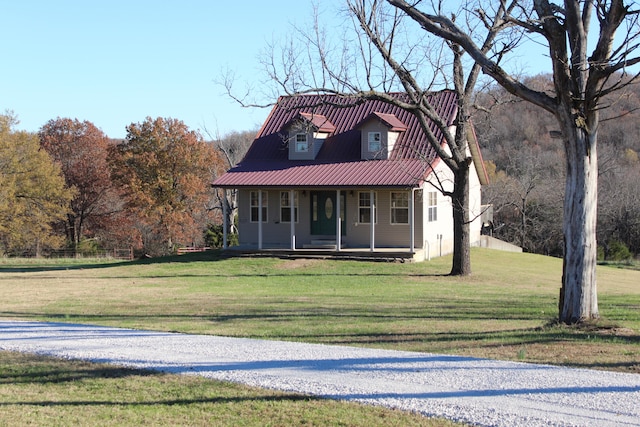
[410, 187, 418, 253]
[336, 189, 341, 251]
[258, 190, 263, 250]
[370, 190, 375, 252]
[290, 189, 296, 250]
[223, 193, 228, 249]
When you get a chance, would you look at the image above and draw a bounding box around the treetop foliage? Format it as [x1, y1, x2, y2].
[0, 112, 73, 255]
[109, 117, 225, 256]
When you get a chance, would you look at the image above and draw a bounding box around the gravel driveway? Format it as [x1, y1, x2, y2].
[1, 320, 638, 427]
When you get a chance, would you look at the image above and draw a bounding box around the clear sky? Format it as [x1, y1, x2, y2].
[1, 1, 338, 139]
[1, 1, 551, 140]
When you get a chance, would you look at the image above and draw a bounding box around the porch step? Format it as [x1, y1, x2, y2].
[303, 239, 340, 249]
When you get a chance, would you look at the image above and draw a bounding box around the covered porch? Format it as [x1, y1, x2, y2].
[220, 187, 441, 259]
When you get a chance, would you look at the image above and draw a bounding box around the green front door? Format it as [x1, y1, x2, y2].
[311, 191, 346, 236]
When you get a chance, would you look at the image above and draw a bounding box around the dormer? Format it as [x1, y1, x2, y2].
[357, 112, 407, 160]
[284, 112, 336, 160]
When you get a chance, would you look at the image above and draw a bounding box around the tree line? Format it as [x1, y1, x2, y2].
[0, 111, 254, 257]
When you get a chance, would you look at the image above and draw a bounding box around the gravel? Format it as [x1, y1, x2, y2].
[1, 320, 639, 427]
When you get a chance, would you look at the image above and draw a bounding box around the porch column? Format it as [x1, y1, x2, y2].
[258, 190, 263, 250]
[222, 192, 228, 249]
[409, 189, 415, 253]
[336, 189, 341, 252]
[370, 190, 375, 252]
[290, 189, 296, 250]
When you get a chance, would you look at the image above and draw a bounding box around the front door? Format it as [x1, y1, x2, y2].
[311, 191, 346, 236]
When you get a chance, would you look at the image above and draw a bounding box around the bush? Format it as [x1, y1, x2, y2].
[600, 240, 633, 261]
[204, 224, 238, 248]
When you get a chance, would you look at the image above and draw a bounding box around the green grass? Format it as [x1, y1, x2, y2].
[0, 351, 453, 426]
[1, 249, 639, 371]
[0, 248, 638, 425]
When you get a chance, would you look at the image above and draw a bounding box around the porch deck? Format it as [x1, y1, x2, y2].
[221, 247, 430, 263]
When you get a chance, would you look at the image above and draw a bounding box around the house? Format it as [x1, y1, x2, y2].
[213, 91, 489, 261]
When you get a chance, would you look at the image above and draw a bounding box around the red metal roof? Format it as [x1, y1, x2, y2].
[297, 113, 336, 133]
[213, 91, 458, 188]
[360, 112, 407, 132]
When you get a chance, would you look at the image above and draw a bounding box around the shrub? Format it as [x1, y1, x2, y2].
[204, 224, 238, 248]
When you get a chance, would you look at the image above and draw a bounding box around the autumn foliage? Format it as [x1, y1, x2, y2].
[39, 118, 116, 251]
[109, 117, 223, 256]
[0, 113, 73, 255]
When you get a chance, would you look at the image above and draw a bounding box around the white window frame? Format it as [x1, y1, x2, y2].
[428, 191, 438, 222]
[250, 191, 268, 223]
[280, 191, 299, 223]
[390, 191, 409, 224]
[358, 191, 377, 224]
[368, 132, 381, 152]
[295, 133, 309, 152]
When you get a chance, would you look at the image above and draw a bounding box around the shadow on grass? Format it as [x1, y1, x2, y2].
[0, 351, 319, 406]
[3, 312, 638, 348]
[0, 394, 319, 407]
[0, 250, 228, 273]
[0, 250, 451, 278]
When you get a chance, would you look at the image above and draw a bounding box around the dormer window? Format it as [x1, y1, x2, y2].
[368, 132, 381, 152]
[358, 113, 406, 160]
[295, 133, 309, 152]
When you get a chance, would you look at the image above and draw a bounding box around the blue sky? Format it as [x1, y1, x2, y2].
[2, 1, 337, 139]
[2, 1, 550, 140]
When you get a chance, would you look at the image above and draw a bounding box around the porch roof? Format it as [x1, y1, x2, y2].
[213, 158, 432, 188]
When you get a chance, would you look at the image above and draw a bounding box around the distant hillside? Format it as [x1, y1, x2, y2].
[474, 74, 640, 259]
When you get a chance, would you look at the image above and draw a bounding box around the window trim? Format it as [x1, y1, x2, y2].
[280, 191, 299, 223]
[295, 133, 309, 152]
[250, 191, 268, 223]
[358, 191, 377, 224]
[427, 191, 438, 222]
[390, 191, 409, 224]
[368, 131, 381, 152]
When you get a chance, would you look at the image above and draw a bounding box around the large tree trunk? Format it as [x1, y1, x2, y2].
[450, 165, 471, 276]
[559, 127, 599, 323]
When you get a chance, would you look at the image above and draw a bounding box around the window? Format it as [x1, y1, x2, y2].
[280, 191, 299, 223]
[250, 191, 268, 222]
[368, 132, 381, 152]
[428, 191, 438, 222]
[390, 192, 409, 224]
[295, 133, 308, 152]
[358, 192, 377, 223]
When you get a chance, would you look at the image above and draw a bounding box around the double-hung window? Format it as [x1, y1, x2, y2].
[280, 191, 298, 223]
[295, 133, 308, 152]
[427, 191, 438, 222]
[358, 192, 377, 223]
[390, 192, 409, 224]
[250, 191, 268, 222]
[368, 132, 381, 152]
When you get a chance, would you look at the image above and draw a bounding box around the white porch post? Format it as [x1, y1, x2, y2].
[409, 189, 415, 253]
[258, 190, 263, 250]
[222, 192, 228, 249]
[370, 190, 375, 252]
[336, 189, 341, 251]
[290, 189, 296, 250]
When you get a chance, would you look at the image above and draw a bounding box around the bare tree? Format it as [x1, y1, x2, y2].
[386, 0, 640, 323]
[208, 129, 256, 244]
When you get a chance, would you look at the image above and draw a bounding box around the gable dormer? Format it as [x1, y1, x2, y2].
[357, 112, 407, 160]
[284, 112, 336, 160]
